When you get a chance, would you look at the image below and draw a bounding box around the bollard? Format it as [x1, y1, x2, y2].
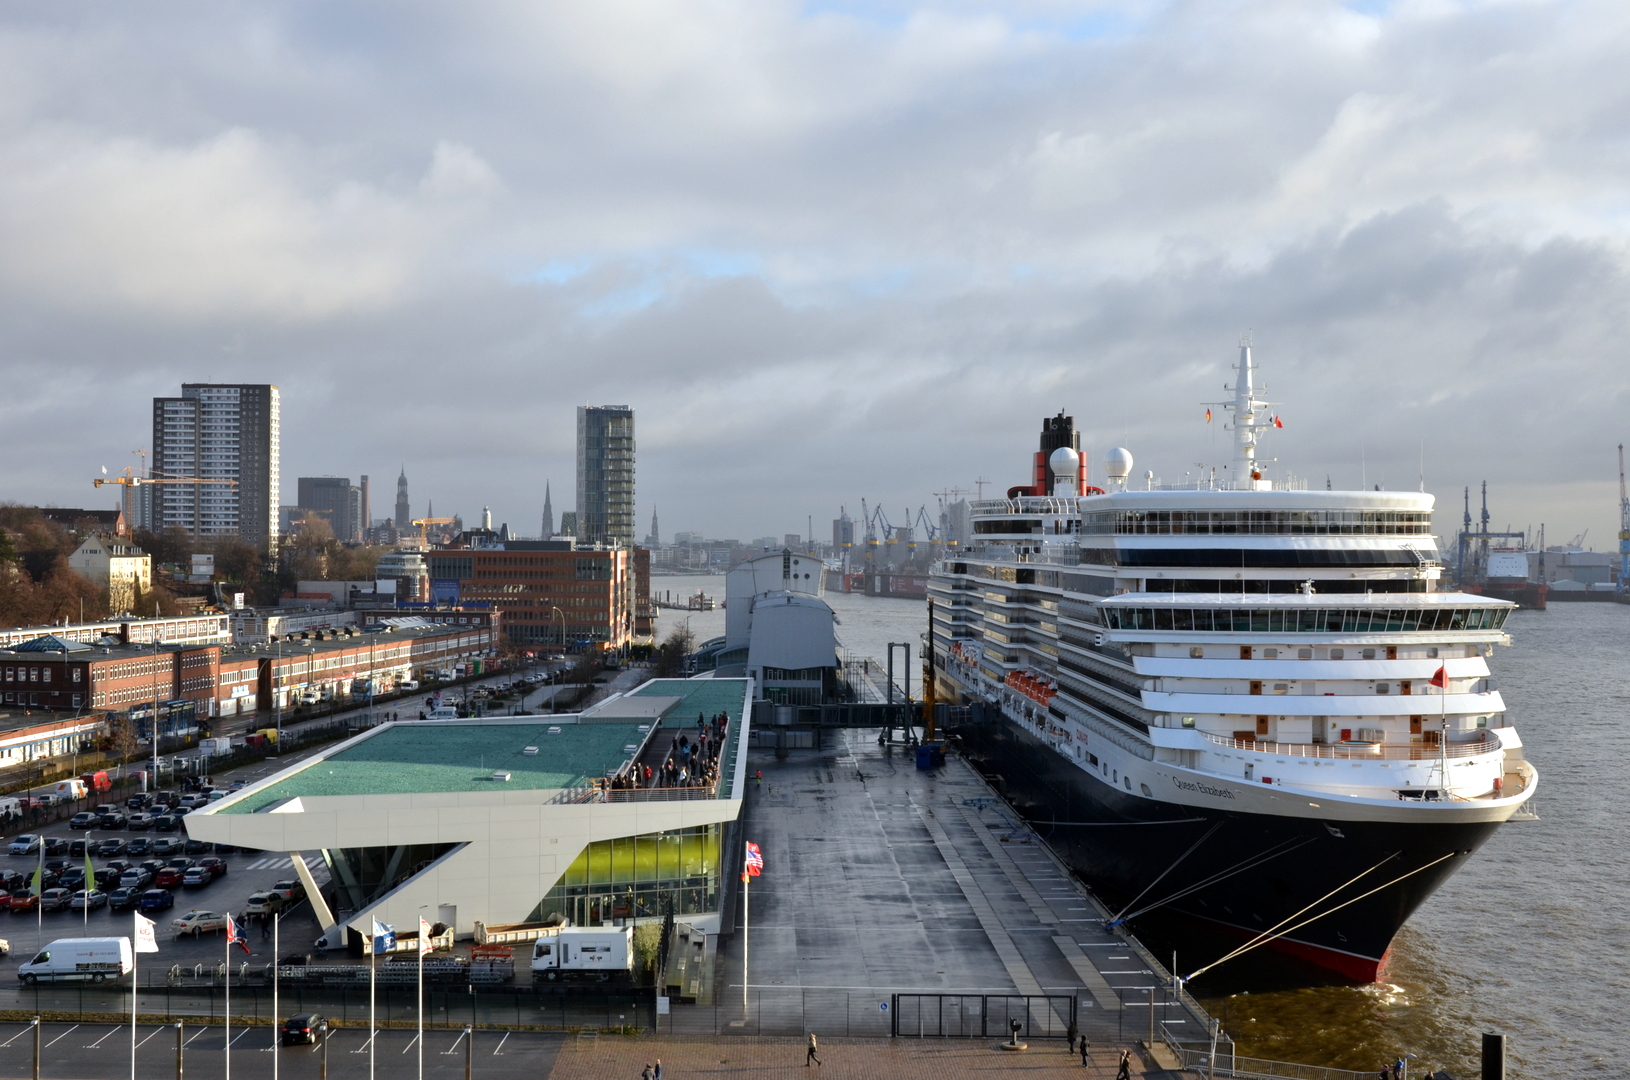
[465, 1025, 473, 1080]
[176, 1020, 184, 1080]
[33, 1016, 41, 1080]
[320, 1027, 328, 1080]
[1481, 1033, 1505, 1080]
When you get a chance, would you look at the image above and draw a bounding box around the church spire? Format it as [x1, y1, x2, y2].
[542, 481, 554, 538]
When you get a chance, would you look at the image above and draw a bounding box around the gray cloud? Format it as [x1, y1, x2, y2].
[3, 0, 1629, 548]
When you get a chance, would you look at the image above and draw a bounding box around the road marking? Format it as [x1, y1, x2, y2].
[401, 1033, 422, 1054]
[136, 1026, 169, 1049]
[228, 1028, 254, 1047]
[45, 1025, 80, 1048]
[351, 1034, 374, 1054]
[185, 1026, 210, 1046]
[491, 1031, 509, 1056]
[441, 1030, 468, 1055]
[0, 1026, 33, 1048]
[83, 1025, 121, 1048]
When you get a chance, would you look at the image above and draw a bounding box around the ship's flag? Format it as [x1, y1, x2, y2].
[1429, 665, 1448, 689]
[134, 912, 159, 954]
[1272, 415, 1284, 428]
[1204, 408, 1212, 424]
[226, 914, 252, 955]
[745, 841, 764, 877]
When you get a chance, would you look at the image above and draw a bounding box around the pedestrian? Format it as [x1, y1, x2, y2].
[755, 770, 763, 787]
[653, 1060, 663, 1080]
[642, 1065, 652, 1080]
[1080, 1037, 1090, 1067]
[1116, 1049, 1132, 1080]
[806, 1032, 821, 1067]
[1066, 1019, 1078, 1054]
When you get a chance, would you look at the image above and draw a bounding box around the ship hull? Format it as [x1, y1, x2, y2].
[946, 699, 1502, 985]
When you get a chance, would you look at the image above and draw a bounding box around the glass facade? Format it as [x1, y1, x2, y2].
[530, 823, 721, 927]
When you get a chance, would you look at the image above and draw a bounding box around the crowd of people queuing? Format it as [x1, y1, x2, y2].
[603, 710, 731, 793]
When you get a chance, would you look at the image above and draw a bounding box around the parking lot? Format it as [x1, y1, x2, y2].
[0, 1020, 563, 1079]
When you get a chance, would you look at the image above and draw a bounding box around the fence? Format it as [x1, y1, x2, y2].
[890, 994, 1077, 1040]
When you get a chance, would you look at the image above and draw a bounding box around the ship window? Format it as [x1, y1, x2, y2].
[1181, 717, 1195, 728]
[1089, 754, 1099, 766]
[1141, 783, 1153, 797]
[1124, 776, 1132, 790]
[1330, 648, 1344, 659]
[1297, 648, 1312, 659]
[1263, 648, 1278, 658]
[1376, 683, 1390, 694]
[1189, 647, 1203, 658]
[1427, 647, 1438, 659]
[1362, 648, 1376, 660]
[1477, 716, 1488, 728]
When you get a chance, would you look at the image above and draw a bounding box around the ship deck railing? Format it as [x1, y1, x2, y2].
[1199, 729, 1502, 761]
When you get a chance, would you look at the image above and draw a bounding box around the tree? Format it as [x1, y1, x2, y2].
[652, 625, 695, 678]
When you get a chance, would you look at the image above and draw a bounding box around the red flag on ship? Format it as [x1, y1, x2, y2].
[1429, 665, 1448, 689]
[1271, 415, 1284, 428]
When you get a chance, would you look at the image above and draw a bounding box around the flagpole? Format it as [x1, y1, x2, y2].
[225, 918, 231, 1080]
[131, 914, 138, 1080]
[418, 919, 425, 1080]
[273, 913, 280, 1080]
[742, 843, 750, 1010]
[370, 936, 376, 1080]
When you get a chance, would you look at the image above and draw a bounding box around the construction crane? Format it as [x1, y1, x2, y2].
[411, 517, 458, 547]
[93, 467, 236, 490]
[1620, 443, 1629, 595]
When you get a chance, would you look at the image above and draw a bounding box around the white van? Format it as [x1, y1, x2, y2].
[425, 707, 459, 721]
[18, 937, 133, 984]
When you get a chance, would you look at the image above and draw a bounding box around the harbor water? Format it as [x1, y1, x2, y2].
[653, 576, 1629, 1077]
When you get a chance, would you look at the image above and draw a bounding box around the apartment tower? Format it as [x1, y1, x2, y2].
[151, 383, 280, 551]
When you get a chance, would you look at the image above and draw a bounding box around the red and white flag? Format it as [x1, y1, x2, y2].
[1429, 665, 1448, 689]
[745, 841, 764, 877]
[226, 915, 252, 955]
[420, 917, 433, 953]
[1271, 415, 1284, 429]
[133, 912, 159, 954]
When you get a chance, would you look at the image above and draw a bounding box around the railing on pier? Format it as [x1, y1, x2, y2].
[1200, 730, 1501, 761]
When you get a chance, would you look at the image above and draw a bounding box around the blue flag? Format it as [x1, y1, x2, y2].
[371, 918, 395, 955]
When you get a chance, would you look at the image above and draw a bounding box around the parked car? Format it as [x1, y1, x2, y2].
[280, 1014, 328, 1046]
[124, 838, 152, 857]
[153, 868, 184, 890]
[269, 880, 305, 902]
[105, 859, 133, 874]
[212, 843, 237, 855]
[152, 816, 179, 833]
[96, 838, 126, 858]
[97, 812, 128, 830]
[140, 889, 175, 912]
[107, 887, 141, 912]
[67, 839, 91, 858]
[151, 838, 184, 857]
[181, 867, 212, 889]
[39, 888, 73, 912]
[69, 889, 107, 912]
[125, 794, 151, 810]
[69, 813, 98, 831]
[43, 859, 71, 875]
[93, 868, 123, 890]
[8, 890, 39, 913]
[245, 892, 285, 916]
[0, 871, 24, 893]
[56, 869, 86, 891]
[228, 781, 247, 792]
[118, 869, 152, 889]
[184, 838, 212, 855]
[7, 835, 40, 857]
[127, 813, 154, 831]
[42, 838, 68, 856]
[140, 860, 165, 876]
[171, 910, 228, 937]
[197, 857, 228, 879]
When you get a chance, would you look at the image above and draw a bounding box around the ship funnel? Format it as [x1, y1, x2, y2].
[1049, 447, 1080, 497]
[1103, 447, 1133, 489]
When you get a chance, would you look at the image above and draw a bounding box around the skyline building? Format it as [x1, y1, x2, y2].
[150, 383, 280, 551]
[295, 476, 363, 542]
[575, 405, 635, 547]
[542, 482, 554, 539]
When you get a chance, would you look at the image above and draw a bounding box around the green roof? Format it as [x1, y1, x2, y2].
[218, 678, 750, 814]
[219, 721, 646, 812]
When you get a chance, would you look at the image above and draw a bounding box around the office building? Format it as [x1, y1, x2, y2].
[151, 383, 280, 550]
[575, 405, 635, 546]
[296, 477, 363, 542]
[425, 540, 643, 648]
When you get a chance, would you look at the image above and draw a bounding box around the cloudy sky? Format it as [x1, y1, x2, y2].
[3, 0, 1628, 549]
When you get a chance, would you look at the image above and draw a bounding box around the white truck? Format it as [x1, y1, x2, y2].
[17, 937, 134, 984]
[52, 779, 87, 801]
[530, 927, 633, 982]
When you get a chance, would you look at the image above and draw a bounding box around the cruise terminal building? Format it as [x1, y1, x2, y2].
[186, 678, 752, 951]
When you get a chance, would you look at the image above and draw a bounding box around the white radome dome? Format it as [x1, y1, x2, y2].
[1104, 447, 1134, 482]
[1048, 446, 1081, 476]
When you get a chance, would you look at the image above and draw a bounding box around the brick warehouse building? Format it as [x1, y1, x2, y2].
[427, 541, 647, 649]
[0, 616, 501, 766]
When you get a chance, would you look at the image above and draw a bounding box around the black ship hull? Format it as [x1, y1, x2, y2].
[947, 703, 1502, 985]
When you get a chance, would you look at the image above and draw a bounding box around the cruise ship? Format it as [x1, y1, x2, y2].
[929, 345, 1537, 984]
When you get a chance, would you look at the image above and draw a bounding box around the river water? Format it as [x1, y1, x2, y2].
[652, 577, 1627, 1076]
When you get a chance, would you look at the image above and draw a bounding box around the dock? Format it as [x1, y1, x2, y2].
[678, 727, 1218, 1056]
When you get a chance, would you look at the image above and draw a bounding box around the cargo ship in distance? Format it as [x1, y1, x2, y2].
[930, 345, 1538, 984]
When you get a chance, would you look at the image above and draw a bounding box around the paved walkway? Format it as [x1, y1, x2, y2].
[547, 1035, 1158, 1080]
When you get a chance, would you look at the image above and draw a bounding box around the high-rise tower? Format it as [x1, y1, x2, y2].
[575, 405, 635, 546]
[542, 482, 554, 539]
[150, 383, 279, 551]
[395, 467, 410, 530]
